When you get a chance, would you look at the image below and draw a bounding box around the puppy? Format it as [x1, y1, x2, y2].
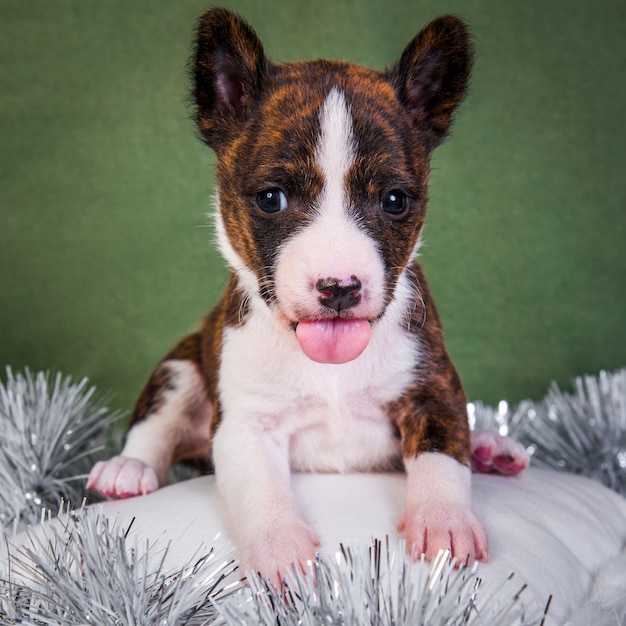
[88, 7, 529, 582]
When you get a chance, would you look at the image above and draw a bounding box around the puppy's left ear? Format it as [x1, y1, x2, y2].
[388, 16, 474, 150]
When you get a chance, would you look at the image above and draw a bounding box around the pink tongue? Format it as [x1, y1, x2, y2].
[295, 319, 371, 364]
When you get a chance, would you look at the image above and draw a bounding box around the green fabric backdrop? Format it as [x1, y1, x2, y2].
[2, 0, 625, 413]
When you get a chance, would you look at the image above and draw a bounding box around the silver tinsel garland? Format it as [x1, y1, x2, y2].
[0, 513, 546, 626]
[1, 366, 625, 624]
[0, 507, 241, 625]
[218, 540, 548, 625]
[0, 368, 116, 532]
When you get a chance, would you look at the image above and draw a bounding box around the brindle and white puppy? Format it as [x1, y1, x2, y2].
[88, 8, 529, 583]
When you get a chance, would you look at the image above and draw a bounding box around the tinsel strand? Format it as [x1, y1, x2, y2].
[214, 540, 547, 625]
[0, 514, 547, 625]
[0, 367, 118, 531]
[0, 507, 242, 625]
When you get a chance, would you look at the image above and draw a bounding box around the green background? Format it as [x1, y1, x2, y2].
[1, 0, 625, 414]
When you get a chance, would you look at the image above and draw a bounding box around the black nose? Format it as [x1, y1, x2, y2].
[316, 276, 362, 312]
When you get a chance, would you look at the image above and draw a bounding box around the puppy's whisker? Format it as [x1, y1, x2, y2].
[255, 272, 283, 312]
[237, 292, 251, 324]
[291, 209, 312, 220]
[392, 266, 427, 332]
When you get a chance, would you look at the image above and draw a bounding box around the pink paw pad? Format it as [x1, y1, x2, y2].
[87, 456, 159, 499]
[470, 431, 530, 475]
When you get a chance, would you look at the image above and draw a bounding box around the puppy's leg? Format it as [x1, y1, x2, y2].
[387, 264, 488, 564]
[212, 419, 319, 585]
[88, 334, 212, 499]
[398, 452, 488, 563]
[470, 430, 530, 475]
[390, 371, 488, 565]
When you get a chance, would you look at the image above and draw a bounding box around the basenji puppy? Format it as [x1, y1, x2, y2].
[88, 7, 529, 583]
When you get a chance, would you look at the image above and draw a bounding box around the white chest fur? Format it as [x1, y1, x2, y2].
[217, 273, 419, 473]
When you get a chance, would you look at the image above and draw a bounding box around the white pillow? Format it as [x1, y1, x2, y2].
[89, 467, 626, 624]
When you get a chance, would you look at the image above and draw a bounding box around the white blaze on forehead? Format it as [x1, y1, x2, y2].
[315, 88, 356, 217]
[273, 87, 387, 323]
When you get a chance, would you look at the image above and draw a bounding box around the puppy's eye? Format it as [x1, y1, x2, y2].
[255, 188, 288, 213]
[381, 190, 407, 216]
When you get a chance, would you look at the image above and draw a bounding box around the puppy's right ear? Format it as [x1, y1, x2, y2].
[193, 8, 271, 149]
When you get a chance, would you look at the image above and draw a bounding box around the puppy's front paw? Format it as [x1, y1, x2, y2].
[87, 456, 159, 499]
[470, 430, 530, 475]
[239, 521, 320, 586]
[398, 503, 488, 566]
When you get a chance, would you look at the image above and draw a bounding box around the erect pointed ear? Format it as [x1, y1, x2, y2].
[192, 8, 272, 148]
[388, 16, 474, 150]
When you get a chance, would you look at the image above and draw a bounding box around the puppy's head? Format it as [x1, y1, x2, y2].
[193, 8, 473, 363]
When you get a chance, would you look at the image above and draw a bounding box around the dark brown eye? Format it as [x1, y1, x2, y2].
[381, 190, 407, 215]
[256, 189, 288, 213]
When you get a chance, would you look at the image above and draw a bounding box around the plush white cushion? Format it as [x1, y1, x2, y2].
[89, 467, 626, 624]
